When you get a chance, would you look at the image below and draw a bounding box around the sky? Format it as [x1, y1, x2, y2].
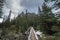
[0, 18, 3, 23]
[2, 0, 44, 16]
[1, 0, 44, 23]
[2, 0, 59, 15]
[0, 0, 60, 23]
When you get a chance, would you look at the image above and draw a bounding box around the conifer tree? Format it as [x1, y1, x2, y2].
[39, 2, 57, 35]
[0, 0, 4, 17]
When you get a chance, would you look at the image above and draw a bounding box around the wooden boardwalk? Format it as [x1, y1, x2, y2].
[30, 29, 37, 40]
[25, 27, 38, 40]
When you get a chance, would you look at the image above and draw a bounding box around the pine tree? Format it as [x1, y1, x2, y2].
[4, 10, 12, 28]
[0, 0, 4, 17]
[38, 2, 57, 35]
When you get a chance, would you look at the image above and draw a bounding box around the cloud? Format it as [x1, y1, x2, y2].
[0, 18, 3, 23]
[2, 0, 60, 20]
[2, 0, 24, 19]
[20, 0, 44, 13]
[2, 6, 10, 16]
[3, 0, 44, 14]
[52, 8, 60, 13]
[5, 0, 24, 12]
[2, 0, 44, 19]
[20, 0, 43, 8]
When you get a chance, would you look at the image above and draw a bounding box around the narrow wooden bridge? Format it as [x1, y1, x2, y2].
[25, 27, 38, 40]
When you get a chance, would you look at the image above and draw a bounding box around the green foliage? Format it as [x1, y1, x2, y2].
[38, 2, 58, 35]
[0, 0, 60, 39]
[0, 0, 4, 17]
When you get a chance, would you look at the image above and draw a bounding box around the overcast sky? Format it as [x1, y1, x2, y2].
[1, 0, 60, 20]
[0, 0, 60, 23]
[2, 0, 45, 20]
[3, 0, 44, 14]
